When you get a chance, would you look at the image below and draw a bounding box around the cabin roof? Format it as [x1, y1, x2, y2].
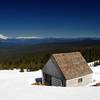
[52, 52, 93, 80]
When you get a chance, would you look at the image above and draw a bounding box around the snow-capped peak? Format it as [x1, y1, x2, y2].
[0, 34, 8, 40]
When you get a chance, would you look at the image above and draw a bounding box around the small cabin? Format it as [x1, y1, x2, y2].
[42, 52, 93, 87]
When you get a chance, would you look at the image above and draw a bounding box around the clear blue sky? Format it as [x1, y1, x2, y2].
[0, 0, 100, 38]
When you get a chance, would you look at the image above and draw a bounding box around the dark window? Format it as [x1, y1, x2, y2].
[78, 78, 83, 83]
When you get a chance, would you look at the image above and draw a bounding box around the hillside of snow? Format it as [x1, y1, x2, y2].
[0, 64, 99, 100]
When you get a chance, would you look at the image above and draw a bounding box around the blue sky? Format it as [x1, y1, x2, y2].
[0, 0, 100, 38]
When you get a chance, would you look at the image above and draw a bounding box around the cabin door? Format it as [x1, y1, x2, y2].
[44, 73, 51, 86]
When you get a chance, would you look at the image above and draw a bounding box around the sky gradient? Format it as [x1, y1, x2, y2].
[0, 0, 100, 38]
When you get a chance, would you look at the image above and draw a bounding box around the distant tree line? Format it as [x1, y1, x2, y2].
[0, 45, 100, 71]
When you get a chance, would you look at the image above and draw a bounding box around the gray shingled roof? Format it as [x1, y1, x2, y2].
[52, 52, 93, 80]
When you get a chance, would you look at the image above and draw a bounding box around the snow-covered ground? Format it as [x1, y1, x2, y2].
[0, 64, 100, 100]
[90, 65, 100, 84]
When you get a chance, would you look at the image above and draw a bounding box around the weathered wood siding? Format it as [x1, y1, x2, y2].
[43, 58, 64, 79]
[66, 74, 93, 87]
[52, 77, 62, 86]
[42, 58, 65, 86]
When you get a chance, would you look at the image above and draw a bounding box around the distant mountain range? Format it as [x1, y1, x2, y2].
[1, 34, 100, 40]
[0, 34, 100, 48]
[0, 37, 100, 47]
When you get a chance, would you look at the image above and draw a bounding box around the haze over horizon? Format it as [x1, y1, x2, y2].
[0, 0, 100, 38]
